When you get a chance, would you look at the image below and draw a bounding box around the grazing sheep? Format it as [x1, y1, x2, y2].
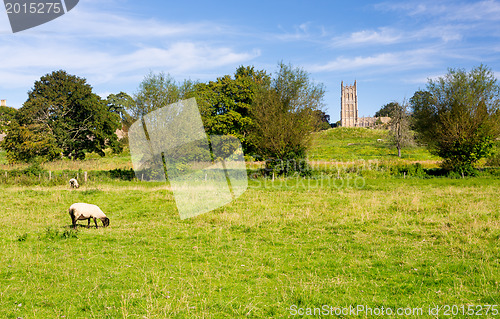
[69, 203, 110, 229]
[69, 178, 79, 189]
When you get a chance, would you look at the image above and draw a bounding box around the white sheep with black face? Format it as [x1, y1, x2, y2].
[69, 178, 79, 189]
[69, 203, 110, 229]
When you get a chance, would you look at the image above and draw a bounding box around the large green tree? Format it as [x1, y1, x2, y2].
[3, 70, 121, 162]
[411, 65, 500, 174]
[250, 62, 325, 164]
[375, 102, 398, 118]
[131, 72, 196, 120]
[194, 66, 270, 154]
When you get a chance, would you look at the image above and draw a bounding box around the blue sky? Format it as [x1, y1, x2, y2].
[1, 0, 500, 122]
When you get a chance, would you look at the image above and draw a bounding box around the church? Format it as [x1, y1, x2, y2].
[340, 81, 390, 128]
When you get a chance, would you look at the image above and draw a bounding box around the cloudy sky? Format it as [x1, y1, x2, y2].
[1, 0, 500, 122]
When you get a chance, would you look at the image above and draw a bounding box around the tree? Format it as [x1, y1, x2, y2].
[106, 92, 135, 131]
[250, 62, 325, 168]
[375, 102, 397, 117]
[0, 105, 17, 132]
[2, 70, 121, 162]
[131, 72, 196, 120]
[389, 101, 413, 157]
[313, 110, 331, 130]
[2, 122, 61, 163]
[194, 66, 270, 154]
[411, 65, 500, 174]
[409, 90, 433, 133]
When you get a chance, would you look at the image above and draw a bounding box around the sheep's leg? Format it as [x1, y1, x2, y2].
[70, 209, 77, 229]
[94, 217, 98, 229]
[87, 219, 91, 228]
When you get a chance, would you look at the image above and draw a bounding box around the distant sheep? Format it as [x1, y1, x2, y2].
[69, 203, 110, 229]
[69, 178, 79, 189]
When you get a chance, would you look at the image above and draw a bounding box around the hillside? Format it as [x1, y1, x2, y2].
[307, 127, 439, 163]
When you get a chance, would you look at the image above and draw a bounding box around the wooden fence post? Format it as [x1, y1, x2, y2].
[49, 171, 52, 180]
[84, 171, 88, 182]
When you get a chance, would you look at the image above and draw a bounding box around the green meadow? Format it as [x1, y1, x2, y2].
[0, 128, 499, 318]
[308, 127, 439, 163]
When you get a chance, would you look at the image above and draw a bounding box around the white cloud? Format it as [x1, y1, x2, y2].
[333, 27, 402, 46]
[3, 0, 228, 40]
[402, 73, 445, 85]
[377, 0, 500, 22]
[274, 22, 328, 42]
[307, 48, 437, 73]
[371, 0, 500, 48]
[308, 53, 398, 72]
[449, 0, 500, 21]
[331, 24, 465, 49]
[0, 40, 260, 88]
[0, 3, 260, 92]
[52, 9, 224, 39]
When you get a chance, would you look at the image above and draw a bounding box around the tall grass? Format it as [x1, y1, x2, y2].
[0, 177, 499, 317]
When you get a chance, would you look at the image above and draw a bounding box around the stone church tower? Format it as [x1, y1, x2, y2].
[340, 81, 358, 127]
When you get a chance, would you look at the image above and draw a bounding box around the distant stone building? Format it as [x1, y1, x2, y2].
[1, 99, 6, 107]
[340, 81, 390, 128]
[340, 81, 358, 127]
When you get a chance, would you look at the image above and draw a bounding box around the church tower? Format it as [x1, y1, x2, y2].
[340, 81, 358, 127]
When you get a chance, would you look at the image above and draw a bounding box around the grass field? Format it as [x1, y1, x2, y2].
[1, 128, 499, 318]
[308, 128, 439, 163]
[1, 176, 499, 318]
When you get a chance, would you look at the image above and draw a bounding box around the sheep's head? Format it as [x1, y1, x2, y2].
[102, 217, 110, 227]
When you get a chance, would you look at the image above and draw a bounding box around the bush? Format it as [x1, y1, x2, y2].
[264, 158, 312, 177]
[411, 66, 500, 175]
[486, 153, 500, 167]
[390, 163, 427, 177]
[22, 162, 46, 176]
[109, 168, 136, 181]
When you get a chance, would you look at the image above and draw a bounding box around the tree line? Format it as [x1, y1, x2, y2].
[1, 63, 329, 173]
[2, 64, 499, 176]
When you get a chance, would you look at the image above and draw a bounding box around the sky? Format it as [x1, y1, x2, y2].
[1, 0, 500, 122]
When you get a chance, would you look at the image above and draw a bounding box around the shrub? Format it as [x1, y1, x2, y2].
[486, 153, 500, 167]
[109, 168, 136, 181]
[390, 163, 427, 177]
[264, 157, 312, 177]
[22, 161, 46, 176]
